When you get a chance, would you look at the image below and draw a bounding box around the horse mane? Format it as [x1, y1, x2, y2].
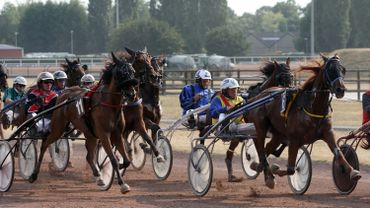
[299, 60, 323, 90]
[260, 61, 276, 79]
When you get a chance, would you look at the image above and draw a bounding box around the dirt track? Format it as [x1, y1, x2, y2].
[1, 142, 370, 208]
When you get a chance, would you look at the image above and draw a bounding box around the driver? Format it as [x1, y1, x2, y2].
[209, 78, 255, 182]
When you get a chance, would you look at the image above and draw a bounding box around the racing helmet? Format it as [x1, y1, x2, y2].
[194, 69, 204, 79]
[13, 76, 27, 86]
[81, 74, 95, 83]
[53, 70, 68, 80]
[198, 69, 212, 80]
[220, 78, 239, 90]
[37, 72, 54, 82]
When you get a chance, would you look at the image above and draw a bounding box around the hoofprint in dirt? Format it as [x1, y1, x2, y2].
[1, 143, 370, 208]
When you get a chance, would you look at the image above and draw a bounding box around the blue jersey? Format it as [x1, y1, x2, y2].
[179, 83, 214, 115]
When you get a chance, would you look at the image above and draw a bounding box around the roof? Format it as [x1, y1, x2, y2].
[0, 44, 22, 50]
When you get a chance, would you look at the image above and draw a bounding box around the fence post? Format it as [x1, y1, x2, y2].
[357, 70, 361, 100]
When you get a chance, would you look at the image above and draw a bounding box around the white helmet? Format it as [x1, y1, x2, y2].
[220, 78, 239, 90]
[13, 76, 27, 85]
[198, 69, 212, 80]
[194, 69, 203, 79]
[81, 74, 95, 83]
[53, 70, 68, 80]
[37, 72, 54, 82]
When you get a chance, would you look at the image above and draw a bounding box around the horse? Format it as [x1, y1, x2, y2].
[248, 54, 361, 189]
[28, 52, 138, 194]
[0, 64, 9, 139]
[220, 58, 293, 182]
[124, 47, 163, 137]
[61, 58, 87, 87]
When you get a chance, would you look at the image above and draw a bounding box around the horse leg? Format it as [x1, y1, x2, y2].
[324, 130, 361, 181]
[144, 118, 160, 142]
[136, 120, 164, 162]
[100, 132, 130, 194]
[225, 140, 243, 182]
[29, 119, 69, 183]
[252, 124, 275, 189]
[272, 142, 299, 177]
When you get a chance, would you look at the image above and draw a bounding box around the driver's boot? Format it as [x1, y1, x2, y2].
[225, 158, 243, 182]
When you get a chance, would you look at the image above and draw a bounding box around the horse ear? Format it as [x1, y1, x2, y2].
[125, 47, 135, 57]
[143, 46, 147, 53]
[273, 60, 279, 69]
[77, 57, 80, 63]
[320, 53, 328, 62]
[65, 58, 71, 64]
[286, 57, 291, 66]
[111, 52, 119, 64]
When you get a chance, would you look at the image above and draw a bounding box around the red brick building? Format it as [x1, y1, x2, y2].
[0, 44, 23, 58]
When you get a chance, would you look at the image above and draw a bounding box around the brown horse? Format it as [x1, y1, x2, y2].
[28, 52, 138, 194]
[222, 58, 293, 182]
[124, 47, 163, 137]
[248, 54, 361, 189]
[0, 64, 9, 139]
[61, 58, 87, 87]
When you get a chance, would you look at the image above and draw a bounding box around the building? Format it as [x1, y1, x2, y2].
[246, 32, 298, 56]
[0, 44, 24, 58]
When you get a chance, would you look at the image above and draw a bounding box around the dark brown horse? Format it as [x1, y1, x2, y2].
[222, 58, 293, 182]
[28, 52, 138, 194]
[124, 47, 163, 137]
[248, 54, 360, 189]
[0, 64, 9, 139]
[61, 58, 87, 87]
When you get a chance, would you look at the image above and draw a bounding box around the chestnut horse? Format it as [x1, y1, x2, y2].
[0, 64, 8, 139]
[248, 54, 361, 189]
[28, 52, 138, 194]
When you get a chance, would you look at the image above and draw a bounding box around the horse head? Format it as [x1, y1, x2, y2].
[320, 53, 346, 98]
[0, 64, 9, 91]
[108, 52, 138, 101]
[62, 58, 87, 87]
[125, 47, 162, 88]
[150, 56, 166, 87]
[247, 58, 293, 98]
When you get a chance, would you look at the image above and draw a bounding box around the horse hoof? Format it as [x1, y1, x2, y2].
[228, 175, 243, 183]
[250, 162, 262, 172]
[350, 170, 361, 181]
[28, 174, 37, 183]
[156, 155, 165, 163]
[96, 178, 105, 186]
[270, 163, 280, 174]
[120, 183, 131, 194]
[265, 179, 275, 189]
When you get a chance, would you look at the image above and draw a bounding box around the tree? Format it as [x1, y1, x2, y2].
[88, 0, 112, 53]
[108, 19, 184, 55]
[0, 3, 23, 44]
[205, 25, 248, 56]
[18, 1, 88, 53]
[347, 0, 370, 48]
[273, 0, 301, 32]
[314, 0, 351, 52]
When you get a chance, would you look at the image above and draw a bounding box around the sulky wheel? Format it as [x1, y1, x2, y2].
[241, 139, 259, 179]
[18, 139, 37, 180]
[188, 144, 213, 197]
[128, 132, 146, 170]
[152, 136, 173, 180]
[50, 139, 70, 172]
[332, 144, 359, 195]
[0, 141, 15, 192]
[96, 145, 114, 191]
[287, 146, 312, 195]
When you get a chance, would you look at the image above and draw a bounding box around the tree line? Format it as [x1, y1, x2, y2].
[0, 0, 367, 56]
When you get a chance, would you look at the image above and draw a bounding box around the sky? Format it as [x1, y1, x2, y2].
[0, 0, 312, 15]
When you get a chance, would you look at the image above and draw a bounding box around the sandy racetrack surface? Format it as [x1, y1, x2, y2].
[1, 142, 370, 208]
